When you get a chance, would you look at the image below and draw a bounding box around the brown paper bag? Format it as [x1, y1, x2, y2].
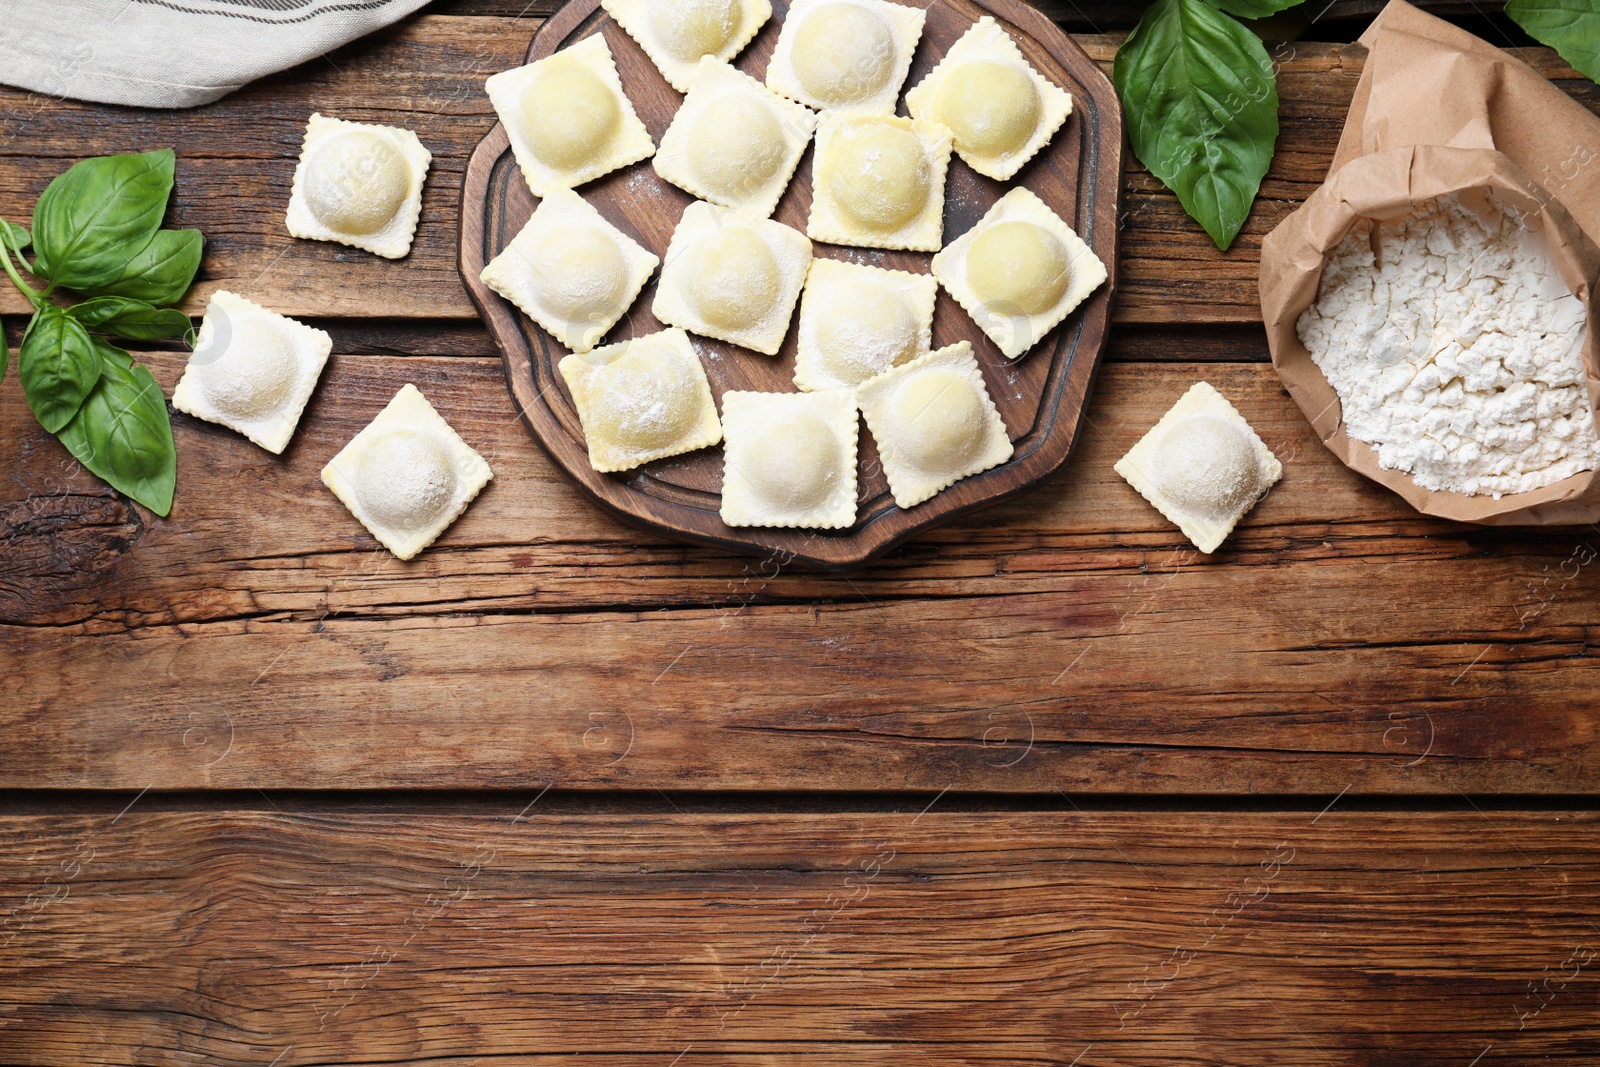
[1259, 0, 1600, 524]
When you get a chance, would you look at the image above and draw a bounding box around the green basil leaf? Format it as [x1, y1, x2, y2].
[1, 218, 29, 254]
[89, 228, 203, 305]
[1506, 0, 1600, 85]
[55, 346, 176, 517]
[1114, 0, 1279, 251]
[69, 296, 193, 341]
[1204, 0, 1306, 17]
[32, 149, 174, 292]
[19, 305, 101, 433]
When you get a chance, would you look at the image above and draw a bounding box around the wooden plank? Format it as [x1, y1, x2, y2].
[2, 19, 1591, 323]
[5, 352, 1600, 793]
[3, 808, 1597, 1065]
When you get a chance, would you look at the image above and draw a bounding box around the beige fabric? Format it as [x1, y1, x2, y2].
[0, 0, 431, 108]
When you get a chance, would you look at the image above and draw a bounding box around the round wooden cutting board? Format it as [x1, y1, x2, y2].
[460, 0, 1122, 569]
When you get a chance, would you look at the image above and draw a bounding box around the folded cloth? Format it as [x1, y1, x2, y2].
[0, 0, 432, 108]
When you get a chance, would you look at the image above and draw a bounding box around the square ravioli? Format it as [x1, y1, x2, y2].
[721, 389, 858, 529]
[558, 328, 722, 473]
[172, 290, 332, 455]
[653, 57, 817, 218]
[1114, 382, 1282, 555]
[793, 258, 935, 392]
[808, 114, 951, 252]
[766, 0, 925, 114]
[485, 33, 655, 198]
[857, 340, 1013, 508]
[932, 186, 1106, 360]
[321, 384, 494, 561]
[652, 201, 812, 355]
[285, 113, 431, 259]
[479, 188, 658, 354]
[602, 0, 771, 93]
[905, 15, 1073, 181]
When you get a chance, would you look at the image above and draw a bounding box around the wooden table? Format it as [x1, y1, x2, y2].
[4, 3, 1599, 1064]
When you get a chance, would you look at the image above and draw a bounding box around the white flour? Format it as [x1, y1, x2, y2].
[1296, 194, 1597, 497]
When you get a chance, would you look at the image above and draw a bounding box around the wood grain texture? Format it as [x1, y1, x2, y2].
[3, 20, 1590, 323]
[461, 0, 1122, 567]
[3, 808, 1598, 1065]
[5, 352, 1599, 794]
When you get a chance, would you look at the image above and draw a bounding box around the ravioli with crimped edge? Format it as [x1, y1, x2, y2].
[808, 113, 952, 252]
[602, 0, 771, 93]
[653, 57, 818, 218]
[905, 15, 1073, 181]
[172, 291, 332, 455]
[285, 113, 431, 259]
[485, 33, 655, 198]
[1114, 382, 1282, 554]
[932, 186, 1106, 359]
[479, 188, 658, 355]
[559, 328, 723, 473]
[766, 0, 924, 114]
[321, 384, 494, 561]
[793, 258, 935, 393]
[653, 200, 812, 356]
[857, 340, 1014, 509]
[721, 388, 859, 529]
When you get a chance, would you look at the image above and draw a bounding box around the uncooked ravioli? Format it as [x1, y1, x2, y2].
[320, 384, 494, 561]
[720, 388, 859, 529]
[602, 0, 770, 92]
[484, 34, 655, 197]
[932, 186, 1107, 360]
[856, 341, 1014, 508]
[653, 58, 817, 218]
[479, 187, 660, 354]
[1113, 381, 1283, 554]
[558, 328, 724, 473]
[652, 200, 812, 355]
[904, 15, 1073, 181]
[286, 113, 431, 258]
[807, 114, 951, 252]
[766, 0, 924, 114]
[792, 258, 936, 393]
[171, 290, 333, 455]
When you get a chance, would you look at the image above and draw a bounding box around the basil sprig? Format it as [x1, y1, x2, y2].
[1, 149, 203, 516]
[1114, 0, 1300, 251]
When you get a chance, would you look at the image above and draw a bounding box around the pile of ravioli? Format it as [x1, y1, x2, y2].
[478, 0, 1109, 530]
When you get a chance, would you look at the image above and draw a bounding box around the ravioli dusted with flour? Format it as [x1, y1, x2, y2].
[285, 113, 431, 259]
[559, 328, 723, 473]
[932, 186, 1105, 359]
[721, 389, 858, 529]
[479, 188, 658, 354]
[652, 201, 812, 355]
[171, 291, 332, 455]
[653, 58, 817, 218]
[905, 16, 1072, 181]
[1114, 382, 1281, 554]
[793, 258, 934, 392]
[766, 0, 924, 114]
[485, 34, 655, 197]
[321, 384, 494, 561]
[808, 114, 951, 252]
[602, 0, 770, 92]
[858, 341, 1013, 508]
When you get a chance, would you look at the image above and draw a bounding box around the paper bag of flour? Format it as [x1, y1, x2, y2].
[1258, 0, 1600, 524]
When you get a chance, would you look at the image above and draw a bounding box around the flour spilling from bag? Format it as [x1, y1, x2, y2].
[1296, 193, 1597, 498]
